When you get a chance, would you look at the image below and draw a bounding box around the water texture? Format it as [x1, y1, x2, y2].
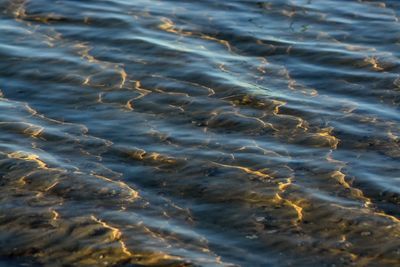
[0, 0, 399, 266]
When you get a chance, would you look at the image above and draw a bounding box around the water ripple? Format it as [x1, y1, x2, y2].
[0, 0, 399, 266]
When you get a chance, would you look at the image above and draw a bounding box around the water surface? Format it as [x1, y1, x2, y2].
[0, 0, 400, 266]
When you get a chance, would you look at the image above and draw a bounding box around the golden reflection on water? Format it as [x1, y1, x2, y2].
[1, 0, 400, 266]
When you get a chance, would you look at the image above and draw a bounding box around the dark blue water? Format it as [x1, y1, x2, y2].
[0, 0, 400, 266]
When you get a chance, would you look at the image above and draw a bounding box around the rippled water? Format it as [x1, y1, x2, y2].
[0, 0, 399, 266]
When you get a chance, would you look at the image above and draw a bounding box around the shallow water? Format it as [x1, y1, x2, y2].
[0, 0, 399, 266]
